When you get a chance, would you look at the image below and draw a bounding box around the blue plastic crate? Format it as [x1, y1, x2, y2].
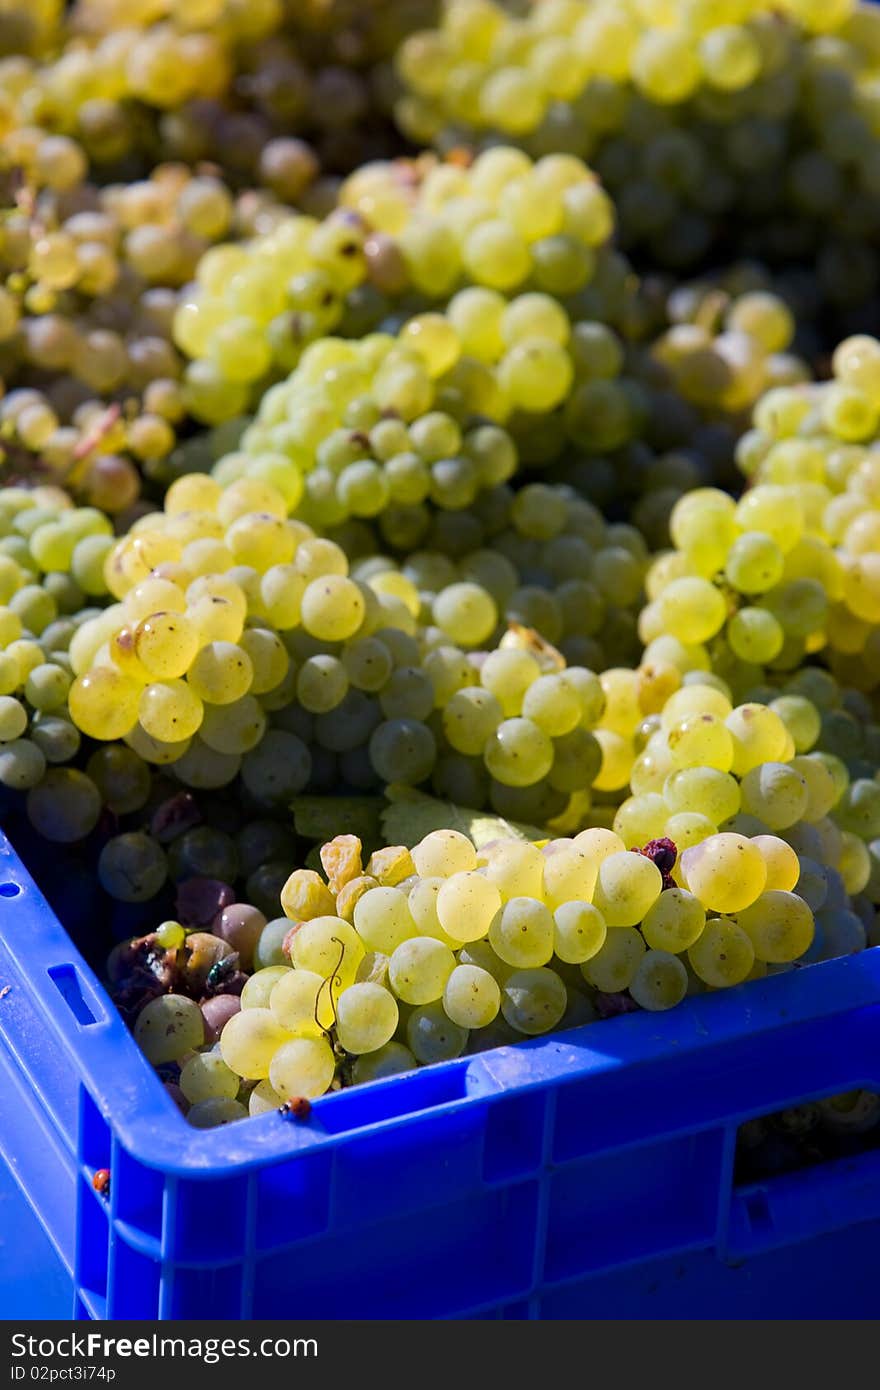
[1, 826, 880, 1320]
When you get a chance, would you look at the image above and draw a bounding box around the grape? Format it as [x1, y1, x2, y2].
[27, 770, 101, 844]
[641, 889, 706, 954]
[680, 834, 768, 914]
[336, 983, 399, 1054]
[0, 741, 47, 791]
[180, 1051, 240, 1106]
[436, 872, 502, 944]
[290, 916, 365, 987]
[443, 965, 501, 1029]
[412, 830, 479, 883]
[553, 901, 607, 964]
[389, 937, 457, 1006]
[270, 1037, 336, 1100]
[481, 841, 545, 901]
[501, 968, 567, 1035]
[488, 897, 555, 969]
[135, 995, 205, 1066]
[484, 717, 554, 787]
[740, 763, 809, 830]
[593, 852, 662, 928]
[220, 1009, 292, 1081]
[407, 1001, 469, 1064]
[737, 892, 816, 964]
[687, 918, 755, 988]
[354, 888, 417, 955]
[629, 951, 688, 1011]
[187, 1097, 249, 1129]
[352, 1043, 417, 1086]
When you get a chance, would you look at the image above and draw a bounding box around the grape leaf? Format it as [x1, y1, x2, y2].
[290, 796, 385, 848]
[381, 785, 546, 849]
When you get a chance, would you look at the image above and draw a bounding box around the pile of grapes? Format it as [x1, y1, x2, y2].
[0, 0, 878, 1154]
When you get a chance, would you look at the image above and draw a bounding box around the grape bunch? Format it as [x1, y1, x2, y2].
[395, 0, 880, 322]
[122, 813, 844, 1122]
[171, 145, 615, 420]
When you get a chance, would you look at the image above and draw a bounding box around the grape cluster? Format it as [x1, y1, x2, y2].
[396, 0, 880, 319]
[126, 815, 838, 1116]
[3, 0, 880, 1149]
[171, 146, 615, 421]
[54, 471, 616, 829]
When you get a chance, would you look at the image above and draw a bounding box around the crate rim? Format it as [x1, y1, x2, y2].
[2, 828, 880, 1180]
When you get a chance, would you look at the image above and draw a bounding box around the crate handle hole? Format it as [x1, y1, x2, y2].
[745, 1191, 773, 1233]
[48, 963, 104, 1027]
[0, 882, 20, 898]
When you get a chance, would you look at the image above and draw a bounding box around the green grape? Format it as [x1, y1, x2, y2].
[480, 648, 542, 715]
[0, 697, 28, 742]
[252, 920, 292, 973]
[354, 888, 417, 955]
[725, 704, 789, 776]
[270, 1036, 336, 1100]
[351, 1043, 418, 1086]
[433, 582, 497, 647]
[241, 969, 292, 1012]
[734, 889, 811, 967]
[269, 969, 335, 1040]
[687, 917, 755, 988]
[727, 608, 785, 664]
[388, 937, 457, 1005]
[301, 576, 366, 642]
[553, 901, 607, 964]
[180, 1050, 240, 1106]
[407, 1001, 469, 1064]
[442, 686, 503, 755]
[437, 872, 502, 944]
[659, 577, 728, 644]
[69, 668, 143, 740]
[187, 642, 253, 705]
[139, 680, 204, 743]
[188, 1099, 248, 1129]
[297, 656, 349, 714]
[488, 896, 555, 968]
[30, 716, 81, 765]
[289, 916, 364, 988]
[664, 767, 740, 825]
[27, 769, 101, 844]
[542, 848, 600, 910]
[753, 836, 801, 893]
[343, 637, 394, 692]
[641, 888, 706, 954]
[135, 995, 205, 1067]
[593, 851, 662, 927]
[740, 762, 809, 830]
[199, 695, 265, 754]
[667, 713, 735, 772]
[481, 841, 546, 901]
[521, 673, 582, 736]
[629, 950, 688, 1011]
[442, 965, 501, 1029]
[484, 717, 554, 787]
[335, 983, 399, 1055]
[96, 829, 167, 900]
[369, 718, 436, 785]
[135, 612, 200, 680]
[24, 664, 71, 713]
[680, 833, 767, 914]
[411, 830, 478, 879]
[501, 967, 567, 1035]
[0, 740, 47, 790]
